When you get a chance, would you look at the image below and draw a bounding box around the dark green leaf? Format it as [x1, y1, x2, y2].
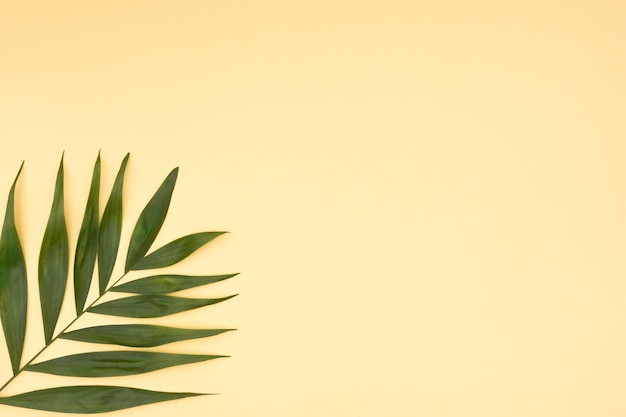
[38, 156, 69, 344]
[131, 232, 226, 271]
[59, 324, 234, 347]
[125, 167, 178, 272]
[0, 163, 27, 374]
[74, 153, 101, 313]
[98, 153, 129, 294]
[88, 294, 236, 318]
[112, 273, 238, 294]
[0, 156, 235, 414]
[0, 386, 205, 414]
[25, 351, 225, 377]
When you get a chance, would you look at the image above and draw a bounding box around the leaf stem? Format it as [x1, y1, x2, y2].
[0, 273, 128, 394]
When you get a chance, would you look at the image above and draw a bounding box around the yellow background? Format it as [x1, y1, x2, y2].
[0, 1, 625, 416]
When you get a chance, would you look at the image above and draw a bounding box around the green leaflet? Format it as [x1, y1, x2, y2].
[0, 163, 27, 375]
[0, 386, 205, 414]
[60, 324, 234, 347]
[25, 351, 225, 377]
[131, 232, 226, 271]
[38, 156, 69, 344]
[88, 294, 236, 318]
[98, 153, 129, 294]
[112, 273, 238, 294]
[125, 167, 178, 272]
[74, 153, 101, 313]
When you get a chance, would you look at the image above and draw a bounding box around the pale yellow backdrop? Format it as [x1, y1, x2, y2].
[0, 1, 625, 416]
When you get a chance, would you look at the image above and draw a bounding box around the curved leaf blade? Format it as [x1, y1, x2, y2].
[25, 351, 225, 377]
[98, 153, 129, 294]
[112, 273, 238, 294]
[131, 232, 226, 271]
[88, 294, 236, 318]
[74, 153, 101, 313]
[0, 163, 27, 374]
[60, 324, 234, 347]
[125, 167, 178, 272]
[38, 156, 69, 344]
[0, 386, 205, 414]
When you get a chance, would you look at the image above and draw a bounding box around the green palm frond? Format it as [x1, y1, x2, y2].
[0, 153, 236, 414]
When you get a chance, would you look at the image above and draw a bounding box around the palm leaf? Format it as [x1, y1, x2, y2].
[125, 167, 178, 272]
[24, 351, 225, 377]
[98, 153, 129, 294]
[0, 154, 236, 413]
[111, 273, 238, 294]
[0, 163, 27, 375]
[59, 325, 234, 347]
[38, 156, 69, 344]
[74, 152, 101, 313]
[88, 294, 236, 318]
[0, 386, 205, 414]
[131, 231, 226, 271]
